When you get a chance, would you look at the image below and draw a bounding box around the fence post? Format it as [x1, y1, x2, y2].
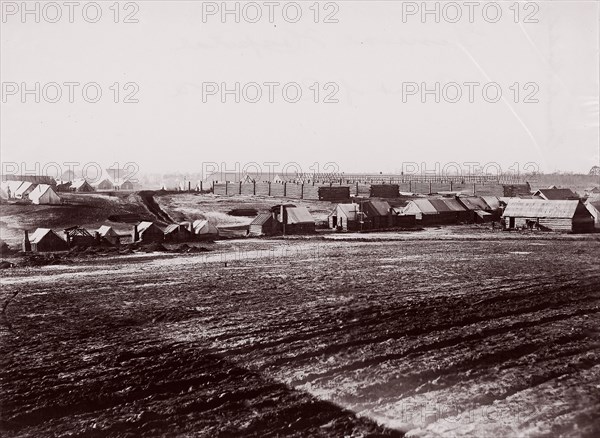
[225, 181, 228, 195]
[284, 182, 287, 197]
[253, 181, 256, 195]
[301, 183, 304, 199]
[239, 181, 242, 195]
[268, 182, 271, 196]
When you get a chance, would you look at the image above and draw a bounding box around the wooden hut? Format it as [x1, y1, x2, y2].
[249, 213, 276, 236]
[402, 199, 460, 225]
[164, 224, 193, 242]
[532, 188, 578, 200]
[63, 226, 95, 248]
[134, 222, 164, 243]
[502, 199, 594, 233]
[29, 228, 69, 252]
[362, 200, 393, 229]
[429, 198, 470, 223]
[328, 204, 361, 231]
[456, 196, 495, 223]
[318, 186, 351, 201]
[56, 181, 72, 192]
[503, 183, 531, 197]
[369, 184, 400, 198]
[283, 206, 315, 234]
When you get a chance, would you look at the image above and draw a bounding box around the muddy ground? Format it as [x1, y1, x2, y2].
[1, 236, 600, 437]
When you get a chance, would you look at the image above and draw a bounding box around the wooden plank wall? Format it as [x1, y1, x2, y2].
[211, 182, 505, 199]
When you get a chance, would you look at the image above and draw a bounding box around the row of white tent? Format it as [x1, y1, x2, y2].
[0, 181, 62, 205]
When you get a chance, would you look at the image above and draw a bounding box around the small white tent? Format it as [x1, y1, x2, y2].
[97, 225, 120, 245]
[29, 184, 61, 205]
[193, 220, 219, 237]
[15, 182, 36, 199]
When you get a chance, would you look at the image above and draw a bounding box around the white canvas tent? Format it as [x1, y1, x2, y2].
[15, 182, 36, 199]
[192, 219, 219, 236]
[29, 184, 61, 205]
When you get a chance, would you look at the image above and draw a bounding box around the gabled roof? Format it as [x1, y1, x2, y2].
[458, 197, 491, 211]
[286, 207, 314, 224]
[15, 181, 35, 195]
[97, 225, 118, 237]
[137, 221, 157, 233]
[334, 204, 360, 219]
[192, 219, 206, 228]
[533, 188, 578, 200]
[405, 199, 438, 214]
[363, 200, 391, 217]
[71, 179, 91, 190]
[428, 199, 454, 213]
[502, 199, 583, 219]
[30, 228, 61, 244]
[250, 213, 272, 226]
[28, 184, 54, 199]
[440, 198, 468, 212]
[585, 200, 600, 211]
[481, 196, 501, 210]
[193, 219, 218, 235]
[164, 224, 183, 234]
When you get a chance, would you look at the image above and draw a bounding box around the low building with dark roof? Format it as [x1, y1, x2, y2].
[249, 213, 277, 236]
[283, 206, 316, 234]
[502, 199, 594, 233]
[28, 228, 69, 252]
[134, 222, 164, 243]
[163, 224, 193, 242]
[532, 188, 578, 200]
[402, 198, 468, 225]
[362, 200, 393, 229]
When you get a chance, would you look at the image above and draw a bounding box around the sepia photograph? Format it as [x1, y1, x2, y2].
[1, 1, 599, 437]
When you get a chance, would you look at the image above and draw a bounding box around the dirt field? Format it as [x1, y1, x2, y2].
[1, 236, 600, 437]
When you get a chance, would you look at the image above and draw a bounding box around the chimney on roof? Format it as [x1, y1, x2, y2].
[23, 230, 31, 252]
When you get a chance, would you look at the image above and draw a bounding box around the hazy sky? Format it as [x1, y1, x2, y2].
[1, 1, 599, 176]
